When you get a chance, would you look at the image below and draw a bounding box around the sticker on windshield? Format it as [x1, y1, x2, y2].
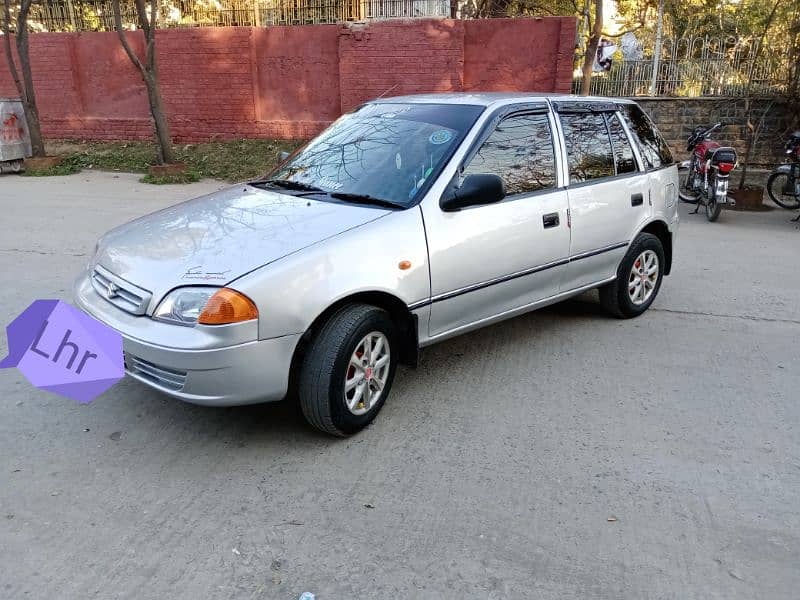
[429, 130, 453, 145]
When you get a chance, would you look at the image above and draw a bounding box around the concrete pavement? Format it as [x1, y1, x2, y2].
[1, 171, 798, 599]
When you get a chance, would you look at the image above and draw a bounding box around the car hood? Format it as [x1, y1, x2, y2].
[94, 184, 390, 304]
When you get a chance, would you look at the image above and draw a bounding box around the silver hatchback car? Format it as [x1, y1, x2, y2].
[75, 93, 679, 436]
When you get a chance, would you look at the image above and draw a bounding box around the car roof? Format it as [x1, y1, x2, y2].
[373, 92, 636, 108]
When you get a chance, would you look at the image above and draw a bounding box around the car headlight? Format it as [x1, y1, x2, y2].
[153, 287, 258, 326]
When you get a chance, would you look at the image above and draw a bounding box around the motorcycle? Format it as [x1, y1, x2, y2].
[678, 122, 738, 222]
[766, 131, 800, 220]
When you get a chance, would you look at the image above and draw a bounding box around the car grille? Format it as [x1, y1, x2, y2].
[126, 354, 187, 391]
[91, 265, 152, 315]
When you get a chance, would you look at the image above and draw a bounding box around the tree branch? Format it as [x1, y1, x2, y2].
[146, 0, 159, 70]
[134, 0, 151, 36]
[600, 23, 647, 38]
[149, 0, 158, 32]
[111, 0, 146, 76]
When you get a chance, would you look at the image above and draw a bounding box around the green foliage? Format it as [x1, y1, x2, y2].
[26, 139, 304, 183]
[615, 0, 796, 43]
[140, 170, 201, 185]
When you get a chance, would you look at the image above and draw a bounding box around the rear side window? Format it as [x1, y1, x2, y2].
[620, 104, 673, 169]
[559, 113, 615, 183]
[607, 113, 637, 175]
[463, 112, 557, 196]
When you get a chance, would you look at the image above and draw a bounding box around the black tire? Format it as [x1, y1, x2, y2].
[298, 304, 398, 437]
[706, 197, 723, 222]
[678, 189, 700, 203]
[766, 171, 800, 210]
[599, 233, 665, 319]
[679, 162, 700, 203]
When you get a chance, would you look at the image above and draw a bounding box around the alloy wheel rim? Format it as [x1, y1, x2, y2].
[344, 331, 390, 416]
[628, 250, 659, 305]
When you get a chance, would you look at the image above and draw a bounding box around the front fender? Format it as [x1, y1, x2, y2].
[231, 207, 430, 340]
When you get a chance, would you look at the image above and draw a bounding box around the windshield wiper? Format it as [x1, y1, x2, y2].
[252, 181, 403, 209]
[328, 192, 405, 210]
[253, 179, 324, 193]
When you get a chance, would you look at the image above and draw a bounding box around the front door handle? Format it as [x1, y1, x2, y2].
[542, 212, 560, 228]
[631, 193, 644, 207]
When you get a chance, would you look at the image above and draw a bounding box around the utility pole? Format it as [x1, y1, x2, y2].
[649, 0, 664, 96]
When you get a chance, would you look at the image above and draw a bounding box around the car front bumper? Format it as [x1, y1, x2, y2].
[74, 272, 300, 406]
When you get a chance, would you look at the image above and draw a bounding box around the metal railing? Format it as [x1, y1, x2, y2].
[25, 0, 452, 30]
[572, 36, 791, 97]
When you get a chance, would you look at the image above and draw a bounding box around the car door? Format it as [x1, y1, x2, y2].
[420, 107, 571, 339]
[554, 104, 652, 291]
[618, 102, 679, 229]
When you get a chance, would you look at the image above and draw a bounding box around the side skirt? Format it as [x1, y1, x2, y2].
[416, 276, 616, 348]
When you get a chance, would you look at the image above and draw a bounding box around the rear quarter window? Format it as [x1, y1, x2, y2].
[620, 104, 674, 169]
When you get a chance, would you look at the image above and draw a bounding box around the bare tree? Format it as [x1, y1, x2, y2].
[737, 0, 781, 190]
[2, 0, 45, 157]
[579, 0, 602, 96]
[111, 0, 176, 165]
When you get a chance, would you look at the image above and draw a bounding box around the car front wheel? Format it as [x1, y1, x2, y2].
[599, 233, 665, 319]
[298, 304, 398, 436]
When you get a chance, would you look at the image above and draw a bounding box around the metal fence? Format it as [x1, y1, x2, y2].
[572, 36, 791, 97]
[25, 0, 452, 30]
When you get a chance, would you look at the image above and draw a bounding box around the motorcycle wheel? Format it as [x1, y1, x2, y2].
[679, 171, 700, 203]
[766, 172, 800, 210]
[706, 197, 723, 222]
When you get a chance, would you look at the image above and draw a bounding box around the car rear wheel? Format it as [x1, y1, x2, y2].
[298, 304, 398, 436]
[599, 233, 665, 319]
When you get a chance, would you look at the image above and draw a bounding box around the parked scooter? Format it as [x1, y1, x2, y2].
[766, 131, 800, 221]
[678, 122, 738, 222]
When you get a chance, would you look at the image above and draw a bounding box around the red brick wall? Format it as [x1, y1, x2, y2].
[0, 17, 576, 142]
[338, 19, 466, 112]
[463, 18, 576, 94]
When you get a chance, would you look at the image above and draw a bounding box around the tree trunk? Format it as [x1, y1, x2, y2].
[2, 0, 46, 157]
[143, 70, 176, 164]
[15, 26, 45, 157]
[580, 0, 603, 96]
[111, 0, 175, 165]
[738, 100, 754, 190]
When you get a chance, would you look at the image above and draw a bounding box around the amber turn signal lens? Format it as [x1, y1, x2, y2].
[198, 288, 258, 325]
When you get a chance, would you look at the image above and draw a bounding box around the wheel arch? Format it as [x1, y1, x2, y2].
[637, 219, 673, 275]
[288, 291, 419, 393]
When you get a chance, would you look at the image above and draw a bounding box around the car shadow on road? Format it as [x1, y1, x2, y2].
[107, 291, 613, 445]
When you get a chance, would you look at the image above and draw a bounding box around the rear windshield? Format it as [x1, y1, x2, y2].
[270, 102, 485, 206]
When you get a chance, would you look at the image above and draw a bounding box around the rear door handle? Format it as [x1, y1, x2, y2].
[631, 193, 644, 207]
[542, 212, 560, 228]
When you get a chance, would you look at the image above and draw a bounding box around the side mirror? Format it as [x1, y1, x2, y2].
[278, 151, 291, 162]
[440, 173, 505, 212]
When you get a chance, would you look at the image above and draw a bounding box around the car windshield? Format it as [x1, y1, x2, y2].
[267, 102, 484, 207]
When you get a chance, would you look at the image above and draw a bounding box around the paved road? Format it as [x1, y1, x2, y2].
[1, 171, 799, 599]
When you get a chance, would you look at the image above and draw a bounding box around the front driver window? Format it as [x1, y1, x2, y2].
[462, 112, 557, 196]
